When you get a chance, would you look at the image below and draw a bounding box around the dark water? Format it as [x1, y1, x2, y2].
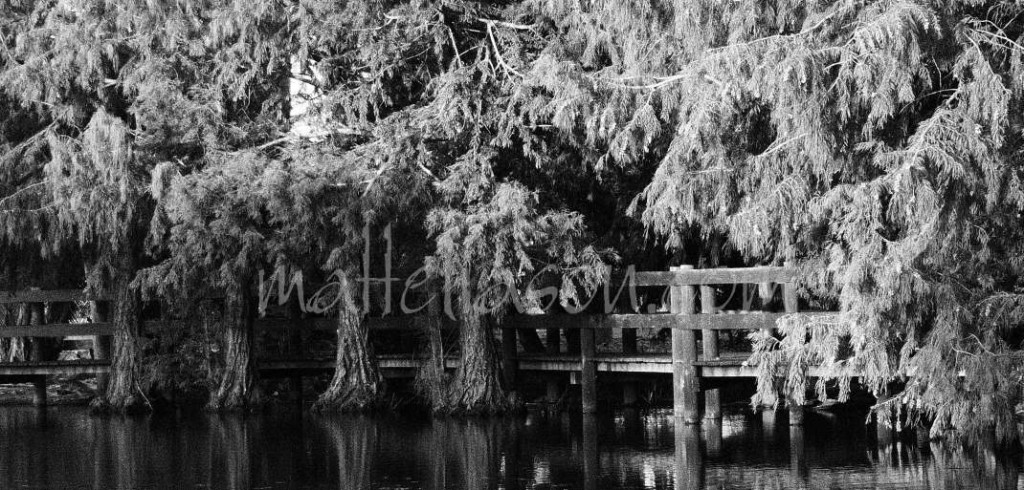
[0, 406, 1018, 489]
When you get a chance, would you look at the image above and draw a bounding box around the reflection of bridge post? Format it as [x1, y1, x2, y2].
[762, 408, 778, 441]
[503, 421, 521, 490]
[582, 414, 599, 490]
[789, 425, 808, 482]
[702, 418, 722, 458]
[674, 422, 703, 490]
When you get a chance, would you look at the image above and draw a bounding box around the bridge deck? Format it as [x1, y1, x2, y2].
[0, 352, 764, 380]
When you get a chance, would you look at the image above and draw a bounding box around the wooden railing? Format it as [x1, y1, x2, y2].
[0, 263, 823, 422]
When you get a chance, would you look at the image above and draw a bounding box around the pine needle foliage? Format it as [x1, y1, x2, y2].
[496, 0, 1024, 441]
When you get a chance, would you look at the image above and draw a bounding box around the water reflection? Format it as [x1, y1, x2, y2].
[0, 406, 1019, 489]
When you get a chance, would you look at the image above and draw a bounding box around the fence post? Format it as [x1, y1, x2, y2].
[580, 319, 597, 414]
[27, 289, 46, 361]
[699, 284, 721, 421]
[671, 265, 699, 424]
[782, 260, 804, 426]
[28, 292, 47, 407]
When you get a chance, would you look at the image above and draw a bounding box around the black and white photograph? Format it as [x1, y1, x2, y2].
[0, 0, 1022, 488]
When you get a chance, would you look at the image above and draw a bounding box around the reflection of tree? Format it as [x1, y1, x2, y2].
[448, 418, 503, 490]
[109, 415, 147, 490]
[318, 415, 377, 490]
[915, 442, 1019, 489]
[503, 419, 522, 490]
[582, 414, 599, 490]
[426, 418, 449, 490]
[211, 415, 259, 490]
[788, 426, 808, 489]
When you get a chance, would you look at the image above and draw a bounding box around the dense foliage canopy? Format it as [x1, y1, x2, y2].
[1, 0, 1023, 438]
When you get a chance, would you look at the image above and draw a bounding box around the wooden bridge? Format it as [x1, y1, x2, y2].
[0, 263, 829, 424]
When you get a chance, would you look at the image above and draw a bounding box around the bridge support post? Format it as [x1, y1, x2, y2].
[622, 382, 638, 406]
[291, 375, 303, 404]
[699, 284, 721, 421]
[622, 328, 637, 354]
[782, 264, 804, 426]
[546, 328, 560, 354]
[671, 265, 700, 424]
[546, 378, 561, 403]
[580, 323, 597, 414]
[32, 375, 46, 407]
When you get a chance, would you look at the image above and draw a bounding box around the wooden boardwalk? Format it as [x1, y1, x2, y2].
[0, 352, 756, 376]
[0, 263, 827, 424]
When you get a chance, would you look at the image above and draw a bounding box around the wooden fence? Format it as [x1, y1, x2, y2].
[0, 263, 826, 423]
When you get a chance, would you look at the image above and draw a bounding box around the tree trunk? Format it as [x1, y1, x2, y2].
[208, 284, 262, 411]
[446, 309, 512, 414]
[91, 259, 149, 413]
[312, 274, 384, 412]
[416, 284, 449, 410]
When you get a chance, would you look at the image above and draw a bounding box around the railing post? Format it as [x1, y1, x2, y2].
[27, 289, 45, 362]
[622, 299, 639, 406]
[580, 320, 597, 414]
[699, 284, 721, 421]
[671, 265, 699, 424]
[783, 260, 804, 426]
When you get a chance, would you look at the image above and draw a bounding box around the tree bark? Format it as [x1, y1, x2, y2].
[416, 284, 449, 410]
[208, 284, 263, 411]
[91, 256, 149, 413]
[446, 308, 512, 414]
[312, 274, 385, 412]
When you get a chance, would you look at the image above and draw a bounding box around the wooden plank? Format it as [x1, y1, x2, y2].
[0, 360, 111, 376]
[510, 312, 830, 331]
[0, 289, 106, 304]
[253, 316, 419, 331]
[635, 267, 796, 286]
[0, 311, 829, 340]
[0, 323, 112, 338]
